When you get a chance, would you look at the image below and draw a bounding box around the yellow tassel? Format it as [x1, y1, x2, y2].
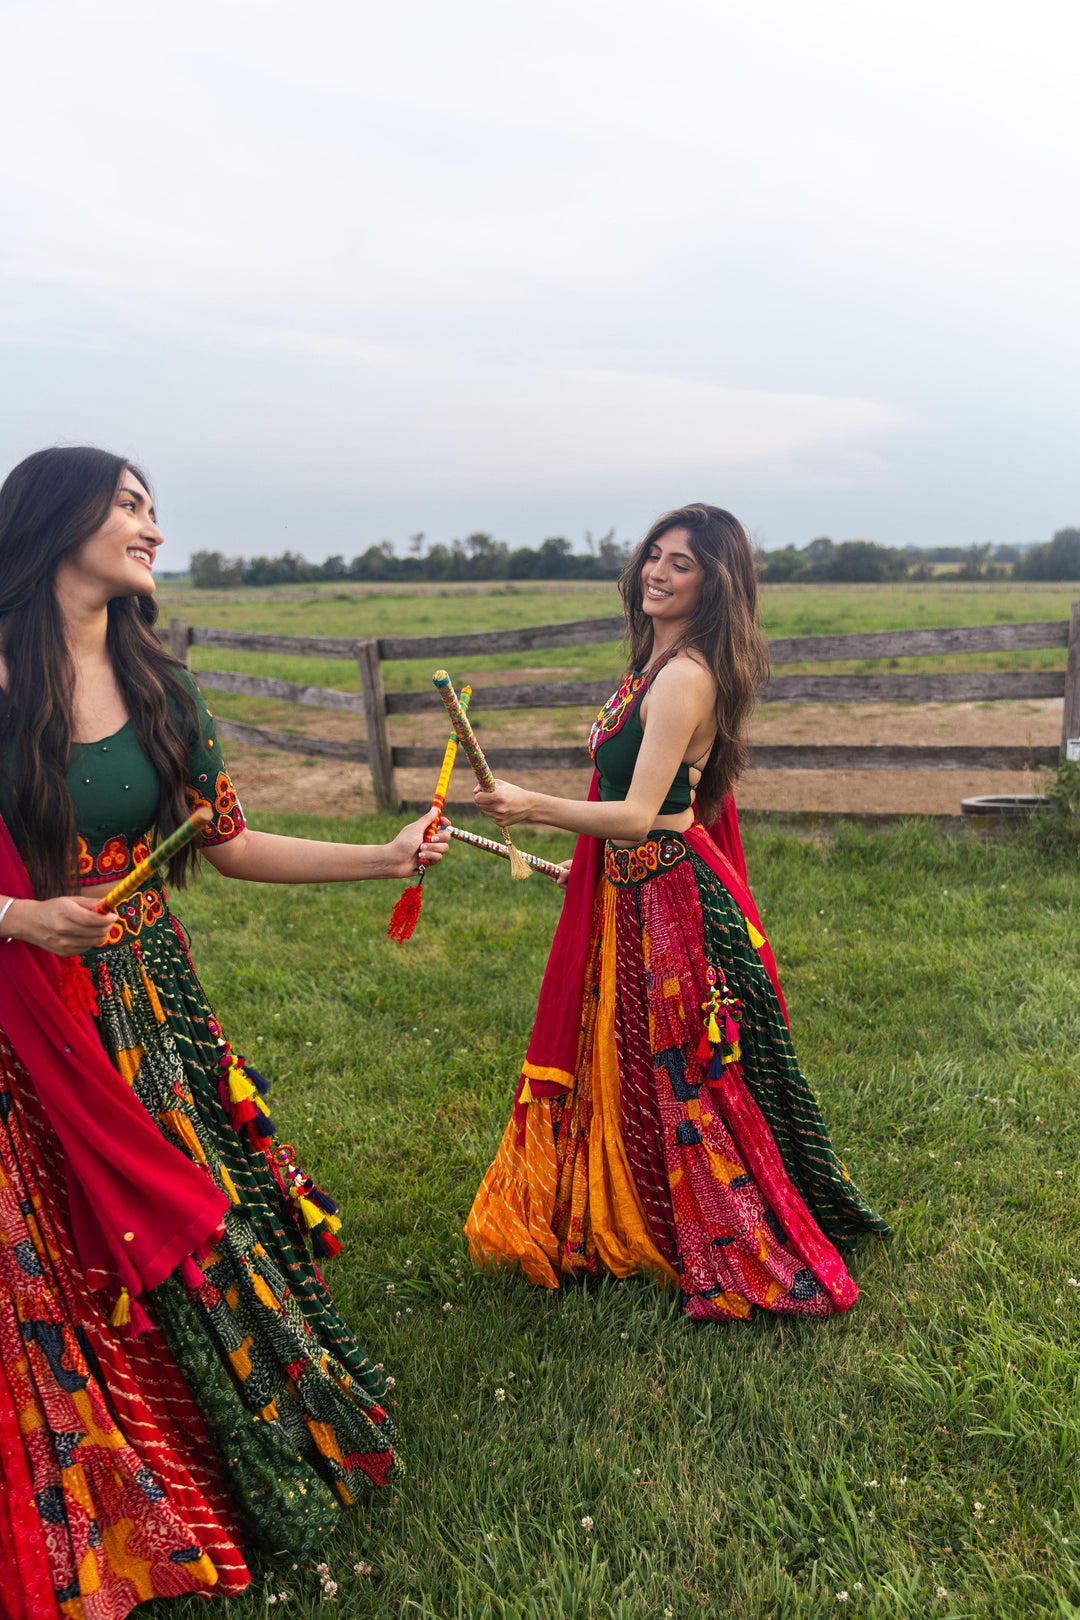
[722, 1040, 742, 1066]
[253, 1093, 271, 1116]
[707, 1012, 721, 1045]
[504, 832, 532, 881]
[110, 1288, 131, 1328]
[747, 920, 766, 949]
[325, 1213, 342, 1234]
[227, 1065, 255, 1104]
[297, 1196, 324, 1230]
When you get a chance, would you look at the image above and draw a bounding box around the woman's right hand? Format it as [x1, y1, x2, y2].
[5, 895, 118, 955]
[550, 859, 573, 891]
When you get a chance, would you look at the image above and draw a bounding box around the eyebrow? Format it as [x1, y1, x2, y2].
[120, 485, 156, 521]
[649, 544, 697, 563]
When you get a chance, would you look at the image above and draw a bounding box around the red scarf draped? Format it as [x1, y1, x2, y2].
[0, 817, 228, 1298]
[518, 779, 788, 1119]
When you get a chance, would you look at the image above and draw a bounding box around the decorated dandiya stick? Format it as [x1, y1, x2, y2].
[94, 806, 213, 913]
[386, 686, 473, 943]
[432, 670, 532, 881]
[446, 823, 564, 879]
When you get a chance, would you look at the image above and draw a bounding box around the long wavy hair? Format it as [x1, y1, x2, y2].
[0, 446, 199, 899]
[619, 503, 769, 819]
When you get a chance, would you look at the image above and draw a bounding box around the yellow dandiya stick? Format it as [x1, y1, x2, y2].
[445, 823, 563, 879]
[94, 806, 212, 913]
[386, 687, 472, 942]
[432, 670, 531, 880]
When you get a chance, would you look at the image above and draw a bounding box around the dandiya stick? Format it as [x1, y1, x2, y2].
[94, 806, 212, 912]
[432, 670, 531, 880]
[446, 823, 564, 880]
[386, 686, 472, 942]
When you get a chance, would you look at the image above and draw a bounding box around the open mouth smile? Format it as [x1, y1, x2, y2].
[127, 547, 154, 569]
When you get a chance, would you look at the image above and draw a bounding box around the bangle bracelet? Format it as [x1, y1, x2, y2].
[0, 896, 15, 941]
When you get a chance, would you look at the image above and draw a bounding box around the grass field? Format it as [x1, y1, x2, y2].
[153, 580, 1080, 741]
[141, 813, 1080, 1620]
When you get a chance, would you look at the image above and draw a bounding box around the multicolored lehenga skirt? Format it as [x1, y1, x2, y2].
[0, 897, 399, 1619]
[467, 831, 888, 1322]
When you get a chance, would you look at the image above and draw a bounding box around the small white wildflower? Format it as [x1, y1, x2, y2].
[495, 1388, 506, 1402]
[633, 1467, 642, 1478]
[442, 1301, 453, 1312]
[864, 1479, 878, 1487]
[278, 1596, 290, 1605]
[581, 1515, 594, 1533]
[899, 1476, 908, 1486]
[395, 1311, 401, 1322]
[267, 1599, 277, 1608]
[374, 1363, 384, 1371]
[664, 1610, 674, 1620]
[954, 1161, 962, 1169]
[354, 1561, 372, 1576]
[385, 1375, 396, 1390]
[385, 1284, 395, 1295]
[322, 1579, 338, 1598]
[621, 1331, 628, 1339]
[936, 1588, 947, 1599]
[974, 1501, 984, 1517]
[854, 1583, 864, 1592]
[404, 1258, 413, 1267]
[1057, 1171, 1064, 1179]
[836, 1594, 850, 1605]
[316, 1565, 329, 1578]
[406, 1307, 413, 1314]
[1068, 1279, 1080, 1288]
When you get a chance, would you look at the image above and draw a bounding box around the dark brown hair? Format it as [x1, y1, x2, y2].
[619, 503, 769, 819]
[0, 446, 200, 898]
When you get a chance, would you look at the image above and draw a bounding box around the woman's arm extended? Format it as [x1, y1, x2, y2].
[203, 812, 449, 884]
[474, 659, 716, 844]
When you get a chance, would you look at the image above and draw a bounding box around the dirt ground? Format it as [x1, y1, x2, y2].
[219, 697, 1061, 822]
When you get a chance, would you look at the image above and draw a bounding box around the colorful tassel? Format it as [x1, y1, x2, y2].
[699, 964, 743, 1070]
[110, 1287, 131, 1328]
[129, 1298, 153, 1336]
[387, 881, 425, 943]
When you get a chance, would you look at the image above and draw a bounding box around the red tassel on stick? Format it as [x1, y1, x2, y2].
[387, 880, 425, 943]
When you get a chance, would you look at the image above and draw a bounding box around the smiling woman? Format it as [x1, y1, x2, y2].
[467, 502, 890, 1319]
[0, 447, 449, 1617]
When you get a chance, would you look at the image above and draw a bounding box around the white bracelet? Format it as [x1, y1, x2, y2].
[0, 896, 15, 941]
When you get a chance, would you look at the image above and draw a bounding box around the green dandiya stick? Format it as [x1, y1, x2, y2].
[432, 670, 531, 880]
[446, 823, 563, 879]
[94, 805, 212, 912]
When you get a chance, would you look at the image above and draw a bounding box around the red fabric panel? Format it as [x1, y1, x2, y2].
[0, 817, 228, 1297]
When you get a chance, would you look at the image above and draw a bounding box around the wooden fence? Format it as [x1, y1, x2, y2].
[166, 600, 1080, 813]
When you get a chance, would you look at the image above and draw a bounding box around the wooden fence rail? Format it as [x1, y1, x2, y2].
[167, 603, 1080, 812]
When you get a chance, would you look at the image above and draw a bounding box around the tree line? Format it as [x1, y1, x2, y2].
[188, 527, 1080, 589]
[189, 530, 630, 589]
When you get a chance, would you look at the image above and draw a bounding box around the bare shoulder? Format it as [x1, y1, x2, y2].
[651, 649, 716, 699]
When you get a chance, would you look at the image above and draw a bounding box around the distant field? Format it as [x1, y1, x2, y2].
[155, 581, 1079, 735]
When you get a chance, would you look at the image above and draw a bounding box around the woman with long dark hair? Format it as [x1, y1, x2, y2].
[466, 504, 888, 1320]
[0, 447, 448, 1613]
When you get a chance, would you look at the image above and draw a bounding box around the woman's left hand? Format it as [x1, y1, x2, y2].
[473, 779, 534, 828]
[384, 813, 451, 878]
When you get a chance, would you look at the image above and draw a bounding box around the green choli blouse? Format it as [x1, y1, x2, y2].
[589, 662, 696, 815]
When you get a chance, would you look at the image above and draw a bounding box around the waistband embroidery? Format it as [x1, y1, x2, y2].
[604, 834, 688, 887]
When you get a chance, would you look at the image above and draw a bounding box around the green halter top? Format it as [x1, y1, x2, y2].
[589, 658, 701, 814]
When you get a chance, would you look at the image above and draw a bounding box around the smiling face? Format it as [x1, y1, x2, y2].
[56, 471, 163, 605]
[639, 526, 704, 629]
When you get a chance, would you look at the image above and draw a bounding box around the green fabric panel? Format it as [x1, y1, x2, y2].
[690, 850, 891, 1249]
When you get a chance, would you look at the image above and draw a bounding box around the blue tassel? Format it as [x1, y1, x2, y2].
[309, 1188, 338, 1215]
[311, 1230, 331, 1258]
[252, 1112, 275, 1139]
[244, 1063, 272, 1097]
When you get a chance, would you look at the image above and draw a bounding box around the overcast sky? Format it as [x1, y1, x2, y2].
[2, 0, 1078, 561]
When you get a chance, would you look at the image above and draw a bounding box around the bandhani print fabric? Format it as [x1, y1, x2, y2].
[467, 829, 888, 1320]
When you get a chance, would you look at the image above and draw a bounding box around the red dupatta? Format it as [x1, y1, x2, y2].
[0, 816, 228, 1299]
[516, 777, 788, 1130]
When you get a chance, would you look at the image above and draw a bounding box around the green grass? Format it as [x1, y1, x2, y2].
[152, 578, 1080, 738]
[141, 814, 1080, 1620]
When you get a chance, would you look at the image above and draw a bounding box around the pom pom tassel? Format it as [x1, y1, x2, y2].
[58, 955, 99, 1017]
[387, 881, 424, 943]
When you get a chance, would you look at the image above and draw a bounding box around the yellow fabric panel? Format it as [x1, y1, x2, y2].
[114, 1046, 143, 1085]
[520, 1059, 574, 1090]
[465, 1101, 562, 1289]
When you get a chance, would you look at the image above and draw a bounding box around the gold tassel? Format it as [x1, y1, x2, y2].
[297, 1195, 324, 1230]
[504, 831, 532, 881]
[110, 1287, 131, 1328]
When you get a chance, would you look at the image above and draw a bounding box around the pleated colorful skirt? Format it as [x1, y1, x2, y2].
[467, 831, 888, 1321]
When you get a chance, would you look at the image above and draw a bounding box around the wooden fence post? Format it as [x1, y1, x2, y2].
[357, 638, 398, 812]
[1062, 598, 1080, 760]
[168, 617, 191, 667]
